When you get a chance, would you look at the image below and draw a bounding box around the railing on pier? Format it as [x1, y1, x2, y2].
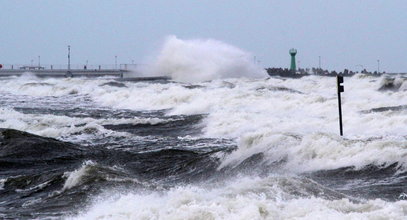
[0, 64, 138, 71]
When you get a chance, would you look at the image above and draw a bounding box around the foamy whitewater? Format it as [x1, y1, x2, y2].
[147, 36, 265, 82]
[0, 37, 406, 219]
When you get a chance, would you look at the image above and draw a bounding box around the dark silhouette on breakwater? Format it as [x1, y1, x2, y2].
[266, 67, 386, 78]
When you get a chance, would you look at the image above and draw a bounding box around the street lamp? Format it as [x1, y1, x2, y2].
[318, 56, 321, 69]
[68, 45, 71, 71]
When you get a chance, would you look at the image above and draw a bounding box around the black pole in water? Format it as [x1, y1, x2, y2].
[336, 75, 344, 136]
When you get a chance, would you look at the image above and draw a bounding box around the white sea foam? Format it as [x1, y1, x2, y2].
[147, 35, 266, 82]
[63, 161, 96, 191]
[219, 131, 407, 172]
[0, 106, 169, 141]
[0, 61, 406, 219]
[70, 176, 407, 220]
[0, 107, 101, 138]
[0, 179, 5, 190]
[69, 75, 405, 171]
[1, 73, 405, 171]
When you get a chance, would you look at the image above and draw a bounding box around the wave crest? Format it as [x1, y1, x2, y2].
[149, 35, 266, 82]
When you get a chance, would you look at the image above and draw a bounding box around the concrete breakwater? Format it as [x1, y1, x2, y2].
[0, 69, 129, 78]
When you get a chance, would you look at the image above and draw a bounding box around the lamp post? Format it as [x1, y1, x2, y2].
[67, 45, 72, 77]
[68, 45, 71, 71]
[115, 56, 117, 69]
[377, 60, 380, 73]
[318, 56, 321, 69]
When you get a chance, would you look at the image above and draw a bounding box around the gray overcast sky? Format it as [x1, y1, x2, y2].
[1, 0, 406, 72]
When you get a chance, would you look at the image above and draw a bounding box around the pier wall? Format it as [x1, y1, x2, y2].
[0, 69, 129, 78]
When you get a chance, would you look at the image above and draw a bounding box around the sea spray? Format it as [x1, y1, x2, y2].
[148, 35, 266, 82]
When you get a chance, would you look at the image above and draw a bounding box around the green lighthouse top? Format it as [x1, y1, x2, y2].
[289, 48, 297, 72]
[289, 48, 297, 56]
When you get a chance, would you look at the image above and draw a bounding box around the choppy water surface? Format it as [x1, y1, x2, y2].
[0, 74, 406, 219]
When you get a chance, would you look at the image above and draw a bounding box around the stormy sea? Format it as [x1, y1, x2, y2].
[1, 38, 407, 219]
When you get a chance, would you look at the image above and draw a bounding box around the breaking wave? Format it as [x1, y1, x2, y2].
[71, 176, 407, 220]
[148, 35, 266, 82]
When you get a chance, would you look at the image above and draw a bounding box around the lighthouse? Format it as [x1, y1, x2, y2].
[289, 48, 297, 73]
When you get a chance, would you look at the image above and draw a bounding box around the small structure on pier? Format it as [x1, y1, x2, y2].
[19, 65, 45, 70]
[289, 48, 297, 72]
